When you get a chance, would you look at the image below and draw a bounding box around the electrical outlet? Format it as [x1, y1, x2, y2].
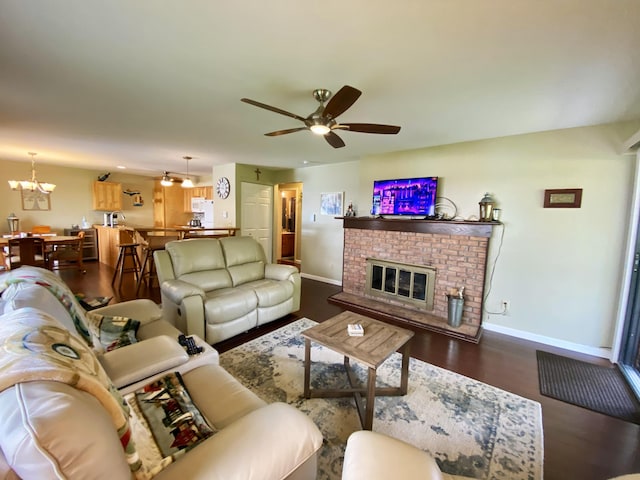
[501, 300, 510, 315]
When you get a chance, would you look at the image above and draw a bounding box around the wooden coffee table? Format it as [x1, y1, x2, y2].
[302, 311, 414, 430]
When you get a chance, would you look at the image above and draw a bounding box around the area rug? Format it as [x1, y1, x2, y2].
[537, 350, 640, 425]
[219, 318, 543, 480]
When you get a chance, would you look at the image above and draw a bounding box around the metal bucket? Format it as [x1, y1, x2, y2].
[446, 295, 464, 328]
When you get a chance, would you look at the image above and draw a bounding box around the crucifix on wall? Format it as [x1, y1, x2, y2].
[254, 168, 262, 181]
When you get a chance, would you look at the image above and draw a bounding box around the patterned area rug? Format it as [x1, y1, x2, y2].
[219, 318, 543, 480]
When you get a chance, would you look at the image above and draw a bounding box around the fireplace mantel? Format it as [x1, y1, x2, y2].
[340, 216, 499, 237]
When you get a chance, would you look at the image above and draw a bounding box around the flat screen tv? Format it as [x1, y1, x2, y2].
[372, 176, 438, 217]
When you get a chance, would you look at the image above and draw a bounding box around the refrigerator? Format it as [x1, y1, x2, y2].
[191, 197, 214, 228]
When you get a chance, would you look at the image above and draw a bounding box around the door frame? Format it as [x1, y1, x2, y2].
[275, 182, 302, 263]
[613, 150, 640, 399]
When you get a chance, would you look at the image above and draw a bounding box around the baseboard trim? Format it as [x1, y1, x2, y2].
[484, 322, 612, 360]
[300, 272, 342, 286]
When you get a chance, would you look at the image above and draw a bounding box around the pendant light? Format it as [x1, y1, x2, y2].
[8, 152, 56, 194]
[181, 156, 194, 188]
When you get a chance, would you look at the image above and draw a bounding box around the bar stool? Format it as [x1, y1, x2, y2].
[111, 243, 142, 290]
[136, 242, 163, 294]
[135, 234, 179, 294]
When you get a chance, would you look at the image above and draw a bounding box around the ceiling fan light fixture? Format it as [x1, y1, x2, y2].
[310, 124, 330, 135]
[160, 172, 173, 187]
[242, 85, 400, 148]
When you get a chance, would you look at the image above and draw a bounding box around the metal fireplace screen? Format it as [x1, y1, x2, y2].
[365, 258, 436, 310]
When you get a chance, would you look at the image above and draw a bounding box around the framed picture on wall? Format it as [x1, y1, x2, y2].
[21, 189, 51, 211]
[320, 192, 343, 216]
[543, 188, 582, 208]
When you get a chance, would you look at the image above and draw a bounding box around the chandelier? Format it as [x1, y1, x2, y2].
[8, 152, 56, 194]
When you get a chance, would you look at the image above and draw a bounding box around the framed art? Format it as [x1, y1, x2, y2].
[543, 188, 582, 208]
[320, 192, 343, 216]
[21, 189, 51, 211]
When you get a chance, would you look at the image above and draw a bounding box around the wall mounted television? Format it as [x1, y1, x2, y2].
[372, 176, 438, 217]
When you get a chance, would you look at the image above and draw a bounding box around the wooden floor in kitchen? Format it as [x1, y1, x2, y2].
[59, 261, 640, 480]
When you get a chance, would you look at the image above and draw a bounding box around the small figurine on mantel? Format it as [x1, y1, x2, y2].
[345, 202, 356, 217]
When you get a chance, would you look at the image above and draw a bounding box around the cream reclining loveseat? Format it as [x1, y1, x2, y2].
[155, 236, 301, 344]
[0, 267, 322, 479]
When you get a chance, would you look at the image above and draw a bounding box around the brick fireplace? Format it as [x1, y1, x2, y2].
[329, 217, 497, 342]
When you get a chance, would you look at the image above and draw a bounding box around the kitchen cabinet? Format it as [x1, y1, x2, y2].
[183, 186, 213, 212]
[95, 225, 135, 268]
[153, 181, 191, 228]
[64, 228, 98, 260]
[92, 181, 122, 211]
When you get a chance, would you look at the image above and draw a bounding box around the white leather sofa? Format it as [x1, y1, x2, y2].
[155, 236, 301, 344]
[0, 267, 323, 479]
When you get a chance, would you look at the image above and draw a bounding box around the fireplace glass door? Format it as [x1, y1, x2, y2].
[366, 259, 435, 310]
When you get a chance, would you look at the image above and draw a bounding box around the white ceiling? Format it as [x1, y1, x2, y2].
[1, 0, 639, 178]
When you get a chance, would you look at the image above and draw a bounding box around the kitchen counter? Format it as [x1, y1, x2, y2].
[134, 226, 239, 239]
[94, 225, 240, 268]
[94, 225, 137, 268]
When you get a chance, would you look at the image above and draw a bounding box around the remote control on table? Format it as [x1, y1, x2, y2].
[178, 334, 204, 355]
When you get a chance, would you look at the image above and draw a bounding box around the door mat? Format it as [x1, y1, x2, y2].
[537, 350, 640, 425]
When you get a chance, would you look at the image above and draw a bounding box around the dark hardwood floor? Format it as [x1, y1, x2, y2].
[59, 261, 640, 480]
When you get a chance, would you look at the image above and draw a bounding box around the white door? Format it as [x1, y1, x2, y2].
[241, 182, 273, 262]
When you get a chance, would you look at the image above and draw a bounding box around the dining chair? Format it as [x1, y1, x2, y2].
[48, 231, 86, 273]
[8, 237, 47, 269]
[31, 225, 52, 234]
[0, 249, 9, 271]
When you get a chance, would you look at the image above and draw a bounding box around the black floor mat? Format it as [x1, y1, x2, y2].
[536, 350, 640, 425]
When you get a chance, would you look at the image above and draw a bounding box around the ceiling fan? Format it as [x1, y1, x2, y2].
[157, 171, 183, 186]
[241, 85, 401, 148]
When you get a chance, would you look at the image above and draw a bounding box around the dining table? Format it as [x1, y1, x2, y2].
[0, 235, 79, 247]
[1, 235, 82, 270]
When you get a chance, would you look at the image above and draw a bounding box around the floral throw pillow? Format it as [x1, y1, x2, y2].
[86, 312, 140, 352]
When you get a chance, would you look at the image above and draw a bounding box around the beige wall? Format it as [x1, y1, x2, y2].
[286, 121, 640, 353]
[0, 160, 155, 234]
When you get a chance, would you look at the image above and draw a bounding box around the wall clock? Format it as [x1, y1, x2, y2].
[216, 177, 230, 199]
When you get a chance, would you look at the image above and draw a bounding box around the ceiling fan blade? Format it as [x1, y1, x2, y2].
[323, 85, 362, 119]
[324, 131, 346, 148]
[340, 123, 401, 134]
[241, 98, 306, 122]
[264, 127, 308, 137]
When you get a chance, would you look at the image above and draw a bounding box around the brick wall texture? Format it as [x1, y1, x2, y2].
[342, 229, 489, 326]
